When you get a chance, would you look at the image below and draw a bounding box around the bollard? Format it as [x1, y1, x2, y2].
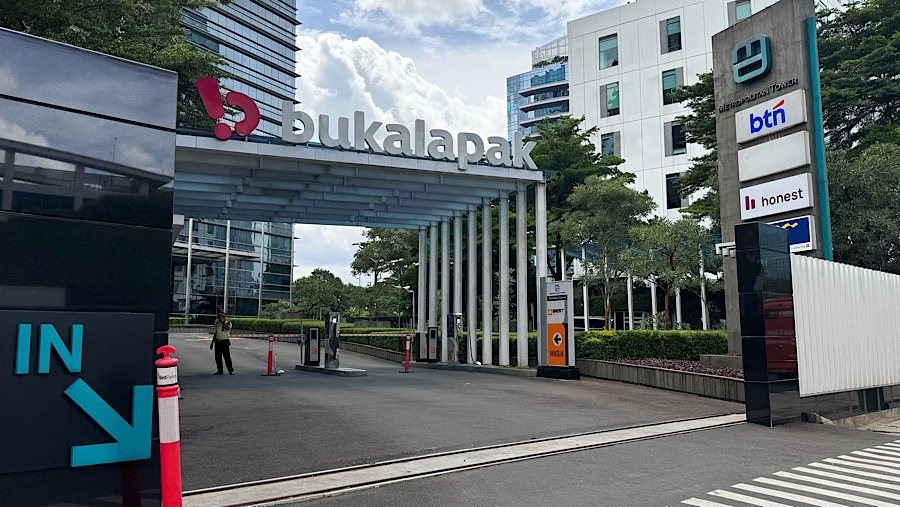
[262, 332, 279, 376]
[155, 345, 182, 507]
[399, 332, 413, 374]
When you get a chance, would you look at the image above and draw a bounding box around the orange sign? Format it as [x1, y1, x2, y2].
[547, 323, 567, 366]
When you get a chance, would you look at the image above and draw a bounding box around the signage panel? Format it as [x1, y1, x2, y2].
[768, 215, 816, 253]
[735, 89, 807, 144]
[740, 173, 813, 220]
[545, 280, 573, 367]
[738, 131, 810, 182]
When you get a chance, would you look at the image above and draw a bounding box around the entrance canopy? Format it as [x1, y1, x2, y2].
[174, 134, 545, 228]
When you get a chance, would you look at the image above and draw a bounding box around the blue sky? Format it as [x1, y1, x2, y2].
[290, 0, 623, 284]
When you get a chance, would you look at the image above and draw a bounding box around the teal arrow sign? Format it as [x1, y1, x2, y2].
[63, 379, 153, 467]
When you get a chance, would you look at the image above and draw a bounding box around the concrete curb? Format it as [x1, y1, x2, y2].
[412, 362, 536, 377]
[294, 365, 367, 377]
[576, 359, 745, 403]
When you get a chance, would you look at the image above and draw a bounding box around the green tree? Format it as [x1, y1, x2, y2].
[351, 228, 418, 320]
[623, 218, 711, 330]
[530, 115, 624, 279]
[559, 174, 655, 329]
[828, 143, 900, 273]
[261, 300, 297, 319]
[671, 72, 720, 227]
[0, 0, 229, 127]
[818, 0, 900, 150]
[291, 269, 350, 316]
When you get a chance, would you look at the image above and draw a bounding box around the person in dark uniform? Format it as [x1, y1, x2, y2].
[211, 311, 234, 375]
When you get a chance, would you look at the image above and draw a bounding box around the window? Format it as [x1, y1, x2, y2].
[662, 68, 683, 105]
[600, 132, 618, 157]
[598, 35, 618, 69]
[665, 121, 687, 156]
[666, 173, 687, 210]
[663, 17, 682, 53]
[736, 0, 752, 21]
[602, 82, 620, 117]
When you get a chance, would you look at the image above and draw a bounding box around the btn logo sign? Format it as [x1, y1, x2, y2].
[733, 34, 771, 84]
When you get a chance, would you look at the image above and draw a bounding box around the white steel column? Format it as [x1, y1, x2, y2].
[650, 278, 659, 330]
[454, 213, 463, 315]
[700, 256, 709, 330]
[258, 228, 266, 317]
[499, 196, 510, 366]
[184, 218, 193, 323]
[223, 220, 231, 313]
[466, 207, 477, 364]
[418, 227, 426, 336]
[559, 248, 566, 280]
[535, 183, 548, 366]
[428, 223, 438, 328]
[582, 246, 589, 331]
[676, 289, 683, 326]
[627, 274, 634, 330]
[515, 188, 528, 367]
[481, 199, 493, 365]
[441, 219, 450, 362]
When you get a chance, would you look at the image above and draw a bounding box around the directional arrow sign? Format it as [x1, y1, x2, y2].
[553, 333, 563, 346]
[63, 378, 153, 467]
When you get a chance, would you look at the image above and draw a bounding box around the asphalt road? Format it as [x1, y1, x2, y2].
[172, 332, 740, 492]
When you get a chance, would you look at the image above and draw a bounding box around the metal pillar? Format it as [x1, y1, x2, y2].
[428, 223, 437, 328]
[258, 227, 267, 317]
[650, 278, 658, 330]
[467, 207, 477, 364]
[184, 219, 193, 323]
[481, 199, 493, 365]
[627, 274, 634, 330]
[499, 196, 510, 366]
[676, 289, 683, 327]
[582, 246, 589, 331]
[700, 256, 709, 330]
[515, 188, 528, 367]
[418, 227, 426, 336]
[441, 219, 450, 362]
[453, 212, 463, 315]
[223, 220, 231, 314]
[535, 183, 548, 366]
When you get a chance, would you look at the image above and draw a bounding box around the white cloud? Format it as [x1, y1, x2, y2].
[292, 224, 373, 286]
[296, 32, 506, 140]
[336, 0, 485, 36]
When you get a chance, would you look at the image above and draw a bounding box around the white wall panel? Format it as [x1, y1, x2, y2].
[792, 255, 900, 397]
[622, 71, 643, 123]
[683, 3, 707, 57]
[569, 36, 585, 84]
[620, 21, 642, 74]
[637, 16, 660, 69]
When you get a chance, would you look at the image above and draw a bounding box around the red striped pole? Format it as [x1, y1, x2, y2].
[400, 333, 413, 373]
[266, 332, 274, 375]
[155, 345, 182, 507]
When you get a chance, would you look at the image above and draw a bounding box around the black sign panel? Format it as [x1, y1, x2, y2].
[0, 311, 154, 474]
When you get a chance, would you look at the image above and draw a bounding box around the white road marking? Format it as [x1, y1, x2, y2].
[809, 462, 900, 483]
[774, 470, 900, 500]
[753, 476, 900, 506]
[835, 455, 900, 470]
[709, 488, 796, 507]
[855, 451, 900, 463]
[733, 482, 848, 507]
[868, 448, 900, 457]
[793, 465, 900, 491]
[681, 498, 734, 507]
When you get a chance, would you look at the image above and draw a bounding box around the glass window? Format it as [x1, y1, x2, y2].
[601, 133, 615, 156]
[666, 173, 686, 210]
[606, 82, 620, 116]
[666, 17, 682, 52]
[672, 122, 687, 155]
[736, 0, 752, 21]
[598, 35, 618, 70]
[662, 69, 678, 105]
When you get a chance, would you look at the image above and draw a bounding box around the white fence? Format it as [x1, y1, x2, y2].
[792, 255, 900, 397]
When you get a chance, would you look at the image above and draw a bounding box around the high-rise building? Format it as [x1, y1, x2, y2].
[566, 0, 845, 219]
[172, 0, 301, 320]
[506, 36, 570, 140]
[182, 0, 301, 137]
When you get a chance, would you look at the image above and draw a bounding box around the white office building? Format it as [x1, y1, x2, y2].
[566, 0, 844, 219]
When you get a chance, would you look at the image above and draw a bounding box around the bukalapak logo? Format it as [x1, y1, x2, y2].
[749, 99, 785, 134]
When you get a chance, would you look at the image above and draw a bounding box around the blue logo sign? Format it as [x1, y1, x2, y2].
[733, 34, 771, 84]
[750, 98, 786, 134]
[768, 215, 815, 253]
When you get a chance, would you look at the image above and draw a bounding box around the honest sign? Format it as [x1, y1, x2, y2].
[739, 173, 813, 221]
[0, 311, 154, 474]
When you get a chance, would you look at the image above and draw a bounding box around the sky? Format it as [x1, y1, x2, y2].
[290, 0, 623, 284]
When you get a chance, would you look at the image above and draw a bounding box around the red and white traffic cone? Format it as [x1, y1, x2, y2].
[400, 333, 413, 374]
[155, 345, 182, 507]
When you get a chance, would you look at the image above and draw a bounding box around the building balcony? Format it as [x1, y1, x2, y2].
[520, 96, 569, 113]
[519, 80, 569, 98]
[520, 113, 565, 128]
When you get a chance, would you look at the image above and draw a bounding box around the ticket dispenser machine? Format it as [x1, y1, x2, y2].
[447, 313, 462, 363]
[326, 312, 340, 368]
[305, 327, 321, 366]
[426, 326, 439, 363]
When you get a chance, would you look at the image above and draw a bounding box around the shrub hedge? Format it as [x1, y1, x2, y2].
[169, 317, 185, 326]
[575, 330, 727, 361]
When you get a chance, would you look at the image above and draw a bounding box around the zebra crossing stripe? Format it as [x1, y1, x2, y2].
[681, 498, 734, 507]
[774, 470, 900, 500]
[855, 451, 900, 463]
[810, 461, 900, 483]
[753, 476, 900, 506]
[871, 447, 900, 457]
[708, 488, 795, 507]
[828, 456, 900, 471]
[793, 465, 900, 491]
[732, 482, 848, 507]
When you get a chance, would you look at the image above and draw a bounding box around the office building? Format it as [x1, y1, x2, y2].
[506, 36, 570, 140]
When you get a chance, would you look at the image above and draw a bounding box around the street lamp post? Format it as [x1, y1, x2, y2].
[395, 285, 415, 333]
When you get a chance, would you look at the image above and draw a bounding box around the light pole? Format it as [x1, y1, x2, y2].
[395, 285, 415, 332]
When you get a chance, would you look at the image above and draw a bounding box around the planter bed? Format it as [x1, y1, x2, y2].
[576, 358, 744, 403]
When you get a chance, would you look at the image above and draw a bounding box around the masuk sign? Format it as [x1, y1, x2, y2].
[282, 102, 538, 171]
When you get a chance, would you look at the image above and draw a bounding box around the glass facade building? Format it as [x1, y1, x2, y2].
[172, 220, 293, 320]
[182, 0, 300, 137]
[506, 37, 570, 140]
